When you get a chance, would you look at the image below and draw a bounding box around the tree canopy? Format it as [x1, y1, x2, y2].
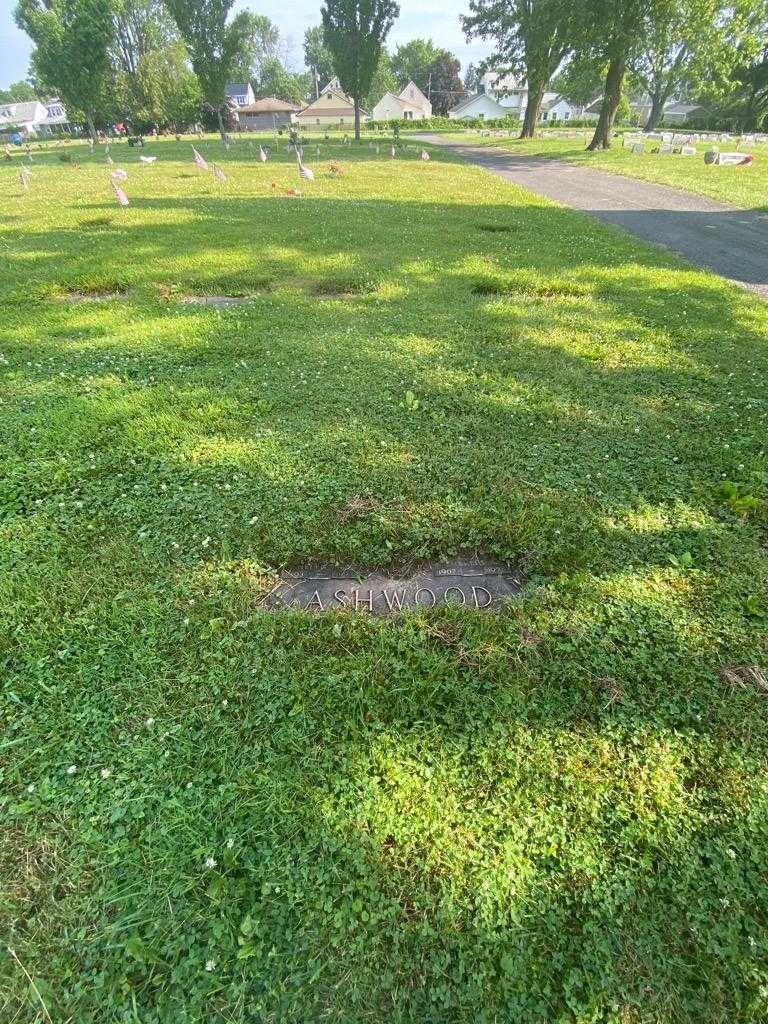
[321, 0, 400, 140]
[462, 0, 584, 137]
[15, 0, 116, 141]
[163, 0, 256, 135]
[304, 24, 336, 91]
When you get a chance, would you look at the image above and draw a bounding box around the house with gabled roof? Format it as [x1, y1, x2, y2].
[225, 83, 256, 107]
[237, 97, 300, 130]
[373, 81, 432, 121]
[0, 97, 73, 137]
[296, 84, 369, 129]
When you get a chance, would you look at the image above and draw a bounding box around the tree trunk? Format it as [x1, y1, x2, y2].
[216, 106, 226, 141]
[587, 56, 626, 150]
[86, 113, 97, 145]
[644, 91, 666, 132]
[520, 78, 546, 139]
[353, 97, 361, 143]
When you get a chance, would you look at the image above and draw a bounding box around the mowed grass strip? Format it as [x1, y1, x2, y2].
[444, 130, 768, 210]
[1, 136, 768, 1022]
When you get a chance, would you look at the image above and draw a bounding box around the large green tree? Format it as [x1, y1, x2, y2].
[632, 0, 765, 131]
[257, 56, 310, 104]
[364, 50, 397, 109]
[428, 51, 464, 114]
[0, 80, 37, 102]
[321, 0, 400, 141]
[391, 37, 441, 93]
[115, 38, 200, 130]
[577, 0, 648, 149]
[163, 0, 255, 137]
[112, 0, 177, 75]
[229, 13, 280, 83]
[303, 24, 335, 96]
[15, 0, 116, 142]
[462, 0, 583, 138]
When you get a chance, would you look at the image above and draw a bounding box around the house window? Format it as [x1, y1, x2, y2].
[404, 110, 412, 120]
[327, 93, 332, 99]
[478, 112, 484, 120]
[541, 112, 548, 120]
[563, 111, 570, 120]
[316, 118, 320, 124]
[48, 106, 62, 117]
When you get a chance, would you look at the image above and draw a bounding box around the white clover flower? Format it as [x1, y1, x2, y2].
[727, 848, 736, 859]
[66, 765, 77, 775]
[100, 768, 112, 779]
[205, 959, 216, 972]
[26, 783, 35, 793]
[204, 856, 217, 869]
[226, 838, 234, 850]
[145, 717, 155, 728]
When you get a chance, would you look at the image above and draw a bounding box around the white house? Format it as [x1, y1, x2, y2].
[373, 81, 432, 121]
[0, 97, 72, 137]
[448, 93, 509, 120]
[540, 95, 575, 121]
[225, 83, 256, 107]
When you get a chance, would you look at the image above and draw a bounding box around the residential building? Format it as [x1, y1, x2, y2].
[373, 81, 432, 121]
[296, 85, 369, 129]
[225, 83, 256, 107]
[448, 93, 509, 120]
[0, 97, 72, 137]
[237, 97, 300, 130]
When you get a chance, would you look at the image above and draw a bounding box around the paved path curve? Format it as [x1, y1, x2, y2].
[417, 134, 768, 299]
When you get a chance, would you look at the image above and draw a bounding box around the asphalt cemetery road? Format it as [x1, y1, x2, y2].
[417, 134, 768, 300]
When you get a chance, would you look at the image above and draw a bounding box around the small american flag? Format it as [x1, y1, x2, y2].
[139, 155, 157, 163]
[298, 162, 315, 181]
[111, 179, 129, 207]
[19, 166, 31, 189]
[391, 146, 396, 157]
[421, 149, 430, 161]
[259, 146, 267, 162]
[111, 168, 128, 180]
[192, 146, 208, 170]
[105, 154, 114, 165]
[212, 163, 227, 182]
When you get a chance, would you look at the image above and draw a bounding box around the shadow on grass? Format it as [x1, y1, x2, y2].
[1, 186, 768, 1021]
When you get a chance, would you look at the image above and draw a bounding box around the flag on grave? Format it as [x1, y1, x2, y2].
[139, 155, 157, 163]
[212, 163, 227, 182]
[298, 161, 315, 181]
[259, 146, 267, 162]
[192, 146, 208, 170]
[19, 166, 31, 188]
[111, 179, 129, 207]
[105, 154, 114, 165]
[421, 149, 430, 161]
[111, 168, 128, 180]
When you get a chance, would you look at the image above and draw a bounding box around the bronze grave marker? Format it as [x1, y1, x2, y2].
[263, 556, 523, 614]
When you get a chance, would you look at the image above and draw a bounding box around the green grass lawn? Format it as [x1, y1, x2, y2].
[2, 134, 768, 1023]
[437, 131, 768, 210]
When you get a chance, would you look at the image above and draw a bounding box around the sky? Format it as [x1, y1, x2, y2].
[0, 0, 492, 89]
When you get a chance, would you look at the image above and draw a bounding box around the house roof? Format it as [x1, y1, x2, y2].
[540, 93, 567, 112]
[376, 92, 421, 112]
[225, 83, 250, 97]
[297, 88, 368, 117]
[449, 93, 506, 116]
[239, 97, 301, 113]
[665, 102, 704, 114]
[398, 81, 429, 106]
[0, 101, 42, 124]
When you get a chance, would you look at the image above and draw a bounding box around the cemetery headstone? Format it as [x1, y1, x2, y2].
[263, 555, 524, 615]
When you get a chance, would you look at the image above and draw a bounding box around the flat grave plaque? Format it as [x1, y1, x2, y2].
[263, 556, 524, 614]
